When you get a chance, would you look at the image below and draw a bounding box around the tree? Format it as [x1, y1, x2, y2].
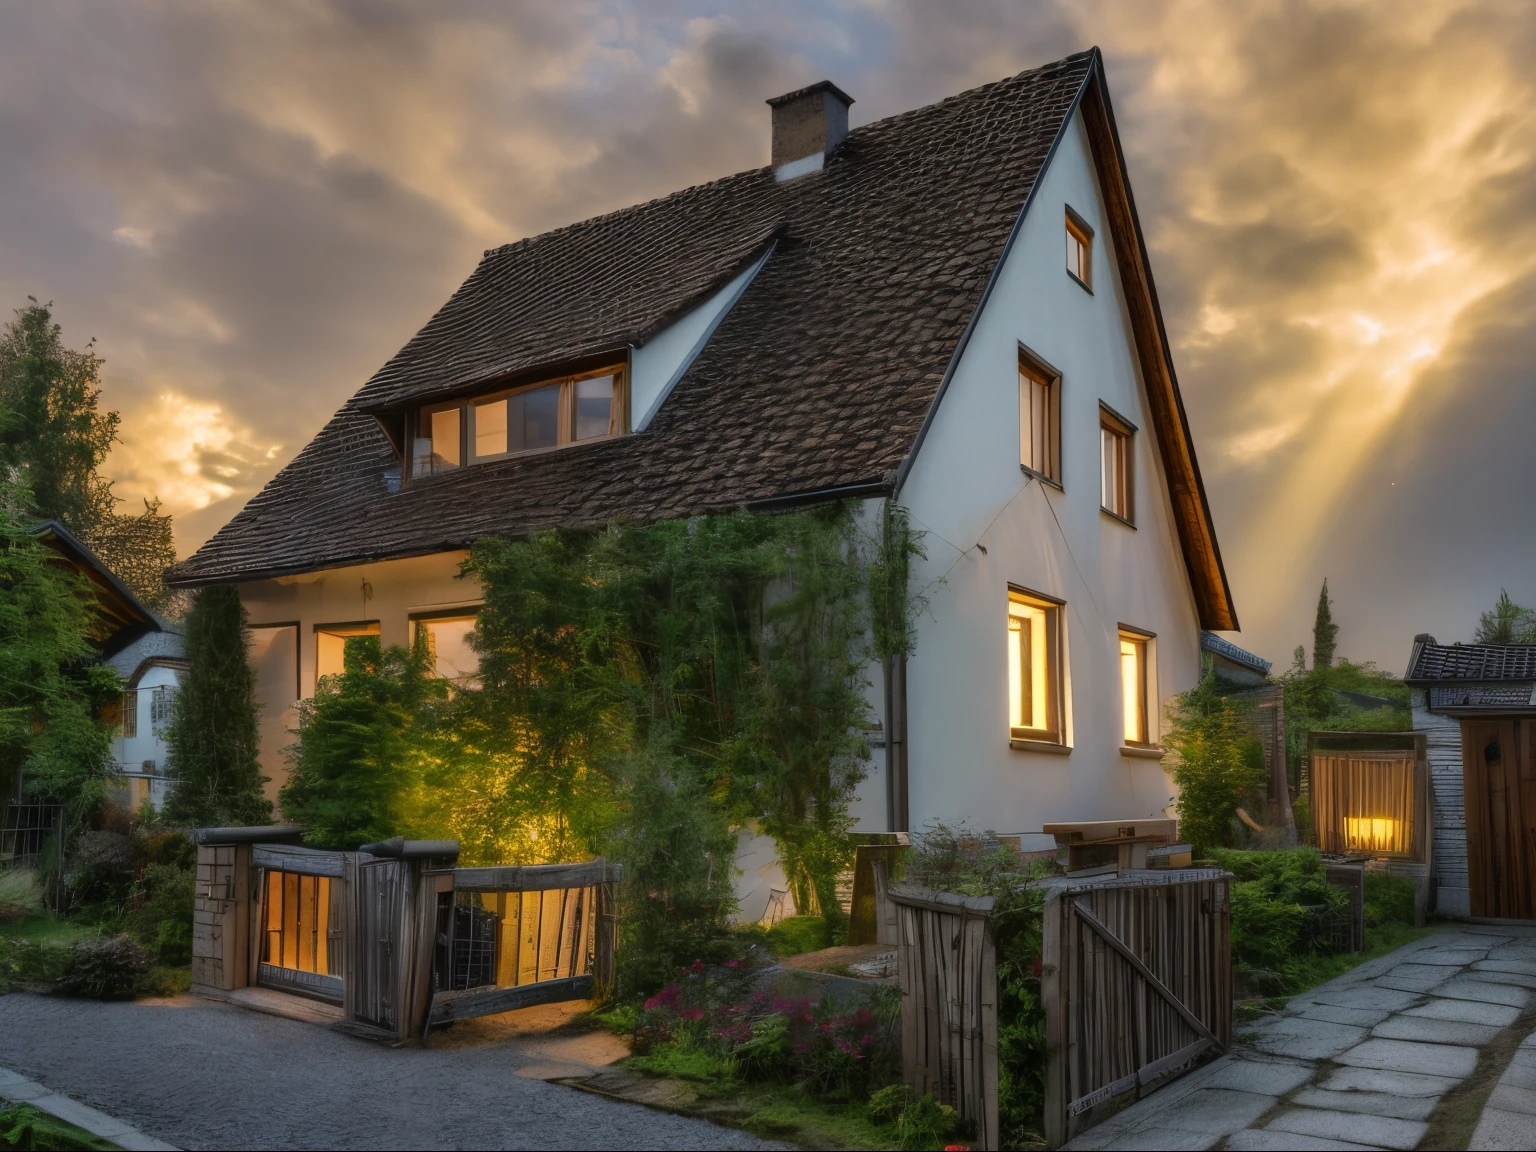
[0, 300, 180, 615]
[1475, 590, 1536, 645]
[1165, 669, 1265, 855]
[1311, 579, 1338, 670]
[0, 487, 119, 835]
[280, 634, 441, 850]
[161, 586, 272, 827]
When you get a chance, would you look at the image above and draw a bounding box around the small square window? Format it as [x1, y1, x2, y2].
[1100, 406, 1134, 524]
[1119, 629, 1154, 745]
[1008, 589, 1064, 743]
[1019, 351, 1060, 483]
[1065, 207, 1093, 291]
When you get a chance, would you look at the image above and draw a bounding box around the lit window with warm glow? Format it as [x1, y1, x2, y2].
[1343, 817, 1404, 854]
[1008, 589, 1063, 744]
[413, 366, 627, 480]
[314, 621, 380, 690]
[1101, 406, 1134, 523]
[1019, 352, 1059, 483]
[1065, 207, 1093, 290]
[1119, 629, 1154, 745]
[413, 611, 481, 688]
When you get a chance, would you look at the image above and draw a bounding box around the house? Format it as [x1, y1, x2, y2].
[1404, 635, 1536, 919]
[0, 523, 179, 862]
[103, 629, 189, 811]
[167, 49, 1237, 891]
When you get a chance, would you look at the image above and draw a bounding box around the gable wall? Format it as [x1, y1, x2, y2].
[890, 108, 1203, 837]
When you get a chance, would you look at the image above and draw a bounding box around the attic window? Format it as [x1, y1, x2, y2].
[411, 366, 627, 479]
[1065, 207, 1093, 291]
[1100, 404, 1135, 524]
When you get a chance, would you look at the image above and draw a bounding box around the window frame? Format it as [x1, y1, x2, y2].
[1065, 205, 1094, 293]
[1018, 346, 1062, 487]
[410, 606, 483, 688]
[312, 620, 381, 692]
[1007, 585, 1067, 749]
[410, 364, 629, 481]
[121, 690, 139, 739]
[1118, 626, 1157, 749]
[1099, 402, 1136, 526]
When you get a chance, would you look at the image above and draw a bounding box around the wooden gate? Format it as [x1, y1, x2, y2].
[888, 884, 999, 1150]
[1042, 869, 1231, 1146]
[351, 856, 409, 1030]
[1461, 718, 1536, 919]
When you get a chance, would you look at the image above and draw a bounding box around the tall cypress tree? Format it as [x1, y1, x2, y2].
[162, 585, 272, 827]
[1312, 579, 1339, 670]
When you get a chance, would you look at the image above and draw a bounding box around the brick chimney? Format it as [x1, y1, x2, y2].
[767, 80, 854, 181]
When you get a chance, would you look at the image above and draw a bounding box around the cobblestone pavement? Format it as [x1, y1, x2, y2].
[1066, 924, 1536, 1151]
[0, 993, 785, 1152]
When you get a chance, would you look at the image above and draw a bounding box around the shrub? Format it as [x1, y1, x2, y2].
[66, 831, 138, 909]
[1165, 671, 1265, 854]
[766, 915, 831, 957]
[1364, 872, 1415, 927]
[895, 1094, 957, 1150]
[54, 934, 150, 998]
[127, 862, 194, 966]
[867, 1082, 915, 1126]
[0, 1102, 120, 1151]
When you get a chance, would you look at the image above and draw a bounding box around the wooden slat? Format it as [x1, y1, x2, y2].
[428, 974, 594, 1024]
[1071, 899, 1216, 1044]
[253, 845, 346, 877]
[452, 859, 619, 892]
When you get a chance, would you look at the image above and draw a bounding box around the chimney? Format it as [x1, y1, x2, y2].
[767, 80, 854, 181]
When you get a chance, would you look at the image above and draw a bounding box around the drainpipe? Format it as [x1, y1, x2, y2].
[891, 652, 908, 833]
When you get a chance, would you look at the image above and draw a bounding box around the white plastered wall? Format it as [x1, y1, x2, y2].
[237, 550, 479, 803]
[896, 108, 1204, 838]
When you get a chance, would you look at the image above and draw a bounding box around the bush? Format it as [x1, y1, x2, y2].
[126, 862, 194, 966]
[65, 831, 138, 909]
[766, 916, 831, 957]
[867, 1082, 914, 1126]
[1364, 872, 1415, 927]
[54, 934, 150, 998]
[895, 1094, 957, 1150]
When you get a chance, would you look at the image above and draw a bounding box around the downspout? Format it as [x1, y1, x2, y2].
[881, 497, 910, 833]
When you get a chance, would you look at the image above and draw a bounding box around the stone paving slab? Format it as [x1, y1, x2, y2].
[1335, 1037, 1480, 1078]
[1471, 1107, 1536, 1151]
[1471, 1031, 1536, 1150]
[1468, 969, 1536, 990]
[1291, 1086, 1438, 1121]
[1375, 970, 1448, 994]
[1203, 1057, 1314, 1096]
[1476, 959, 1536, 975]
[1250, 1016, 1366, 1060]
[1487, 1082, 1536, 1115]
[1432, 977, 1532, 1008]
[1372, 1013, 1503, 1047]
[1320, 1065, 1460, 1097]
[1265, 1106, 1426, 1150]
[1296, 1003, 1393, 1028]
[1156, 1088, 1276, 1136]
[1404, 997, 1522, 1026]
[1226, 1130, 1382, 1151]
[1409, 950, 1492, 966]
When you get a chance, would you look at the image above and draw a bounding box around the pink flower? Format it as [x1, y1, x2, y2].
[690, 960, 705, 975]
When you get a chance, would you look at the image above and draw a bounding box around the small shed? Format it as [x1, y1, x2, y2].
[1405, 635, 1536, 919]
[193, 826, 618, 1041]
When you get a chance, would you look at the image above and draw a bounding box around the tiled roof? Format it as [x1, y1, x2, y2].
[1407, 639, 1536, 682]
[1200, 631, 1271, 675]
[171, 46, 1231, 630]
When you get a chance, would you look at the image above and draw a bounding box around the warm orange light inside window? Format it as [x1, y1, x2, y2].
[1120, 637, 1145, 743]
[1343, 816, 1404, 854]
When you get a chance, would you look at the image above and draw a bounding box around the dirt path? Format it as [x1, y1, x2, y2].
[0, 993, 786, 1151]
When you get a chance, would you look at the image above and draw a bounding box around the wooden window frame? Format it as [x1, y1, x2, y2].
[410, 607, 483, 687]
[1065, 205, 1094, 293]
[1007, 585, 1066, 748]
[1018, 346, 1062, 486]
[1100, 403, 1135, 526]
[121, 690, 139, 739]
[1118, 626, 1157, 749]
[312, 620, 381, 693]
[410, 364, 629, 481]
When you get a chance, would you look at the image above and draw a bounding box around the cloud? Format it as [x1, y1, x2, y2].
[3, 0, 1536, 667]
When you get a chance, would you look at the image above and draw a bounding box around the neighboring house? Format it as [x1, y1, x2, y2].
[103, 629, 189, 811]
[1, 522, 173, 862]
[167, 50, 1237, 882]
[1200, 632, 1291, 831]
[1404, 636, 1536, 919]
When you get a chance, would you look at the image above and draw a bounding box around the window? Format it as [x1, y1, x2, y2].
[149, 686, 174, 733]
[1007, 588, 1064, 744]
[1019, 350, 1060, 483]
[1066, 206, 1093, 290]
[121, 691, 139, 739]
[314, 621, 381, 688]
[1119, 629, 1155, 745]
[412, 611, 481, 687]
[1100, 405, 1134, 523]
[261, 870, 337, 978]
[412, 366, 627, 479]
[412, 403, 462, 477]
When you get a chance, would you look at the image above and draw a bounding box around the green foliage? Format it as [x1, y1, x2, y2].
[0, 300, 179, 614]
[1164, 670, 1266, 853]
[281, 634, 442, 850]
[0, 1102, 121, 1151]
[0, 870, 42, 916]
[628, 1040, 728, 1082]
[1364, 872, 1416, 927]
[894, 1094, 957, 1150]
[867, 1082, 915, 1126]
[454, 503, 889, 991]
[162, 585, 272, 828]
[1475, 589, 1536, 645]
[869, 503, 926, 660]
[132, 862, 194, 965]
[1312, 579, 1339, 669]
[53, 933, 150, 998]
[766, 915, 832, 958]
[0, 498, 117, 834]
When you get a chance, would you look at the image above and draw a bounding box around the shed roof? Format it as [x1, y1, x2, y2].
[1405, 635, 1536, 683]
[169, 48, 1236, 629]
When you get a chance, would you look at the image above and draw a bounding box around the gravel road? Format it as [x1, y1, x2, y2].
[0, 993, 784, 1151]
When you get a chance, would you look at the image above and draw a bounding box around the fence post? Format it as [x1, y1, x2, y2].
[1042, 891, 1065, 1149]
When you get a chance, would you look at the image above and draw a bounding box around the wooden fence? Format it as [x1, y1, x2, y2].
[888, 868, 1232, 1150]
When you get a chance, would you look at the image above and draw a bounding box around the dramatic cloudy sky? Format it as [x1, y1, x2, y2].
[2, 0, 1533, 670]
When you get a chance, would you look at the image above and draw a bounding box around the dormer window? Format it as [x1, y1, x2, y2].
[410, 366, 627, 480]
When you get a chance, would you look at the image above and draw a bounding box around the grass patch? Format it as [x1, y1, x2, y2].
[626, 1042, 727, 1083]
[0, 913, 92, 948]
[1235, 921, 1450, 1021]
[766, 916, 832, 958]
[0, 1102, 121, 1150]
